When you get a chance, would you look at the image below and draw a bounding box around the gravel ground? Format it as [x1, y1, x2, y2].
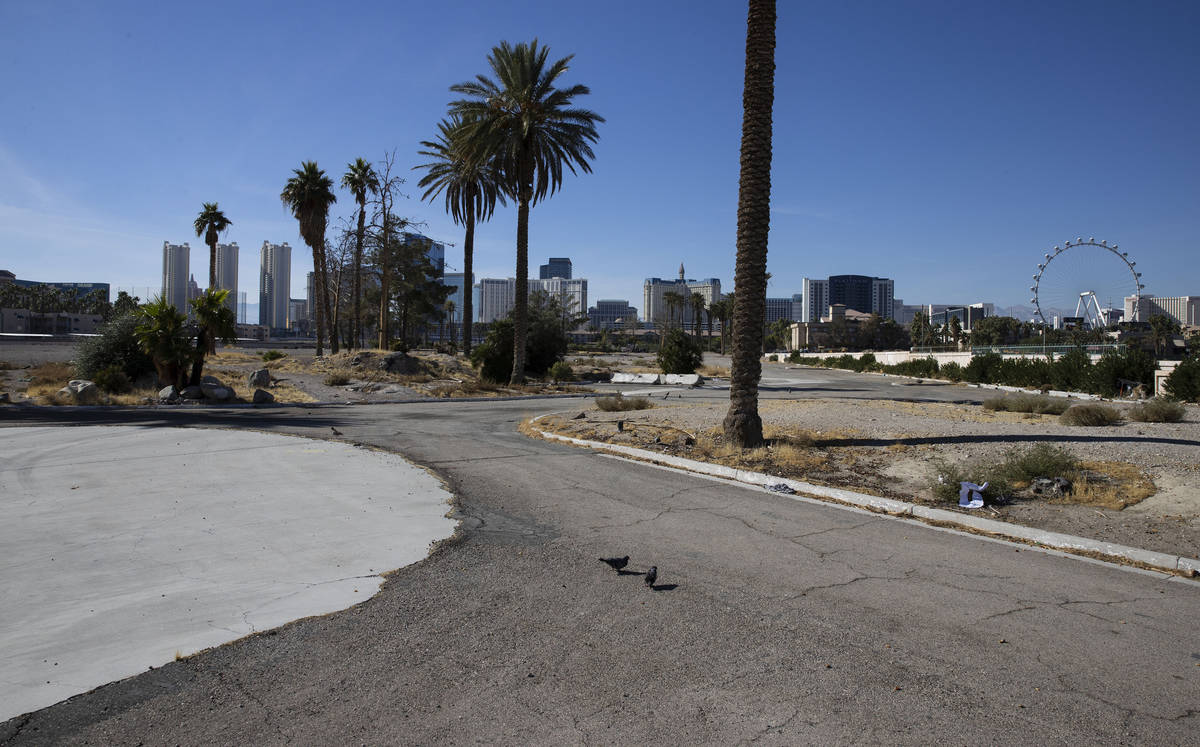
[541, 397, 1200, 561]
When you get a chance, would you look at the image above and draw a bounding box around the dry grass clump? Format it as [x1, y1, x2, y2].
[324, 374, 351, 386]
[1071, 461, 1157, 509]
[1060, 403, 1122, 426]
[690, 429, 830, 473]
[0, 360, 16, 371]
[982, 393, 1070, 415]
[595, 393, 653, 411]
[1126, 398, 1186, 423]
[698, 365, 730, 378]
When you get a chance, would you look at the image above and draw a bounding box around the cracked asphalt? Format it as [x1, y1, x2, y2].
[2, 399, 1198, 744]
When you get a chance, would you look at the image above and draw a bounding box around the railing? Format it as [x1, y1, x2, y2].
[969, 343, 1126, 356]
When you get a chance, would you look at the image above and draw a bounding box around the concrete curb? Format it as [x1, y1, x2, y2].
[530, 416, 1200, 577]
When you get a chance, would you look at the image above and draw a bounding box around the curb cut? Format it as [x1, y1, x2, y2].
[530, 416, 1200, 577]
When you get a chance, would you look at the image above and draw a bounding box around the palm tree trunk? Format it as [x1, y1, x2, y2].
[317, 236, 338, 354]
[379, 263, 390, 350]
[312, 243, 325, 357]
[208, 239, 217, 291]
[510, 168, 532, 385]
[462, 214, 475, 356]
[722, 0, 776, 448]
[352, 204, 366, 350]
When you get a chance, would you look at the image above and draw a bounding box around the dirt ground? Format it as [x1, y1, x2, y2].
[534, 397, 1200, 562]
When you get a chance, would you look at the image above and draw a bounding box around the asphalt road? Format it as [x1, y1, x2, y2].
[2, 394, 1197, 745]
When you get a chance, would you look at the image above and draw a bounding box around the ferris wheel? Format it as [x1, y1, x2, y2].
[1031, 237, 1143, 329]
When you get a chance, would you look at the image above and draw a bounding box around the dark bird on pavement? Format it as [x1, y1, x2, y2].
[330, 426, 343, 435]
[599, 555, 629, 571]
[644, 566, 658, 587]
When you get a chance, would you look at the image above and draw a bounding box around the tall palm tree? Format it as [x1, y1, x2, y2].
[281, 161, 338, 355]
[450, 40, 603, 384]
[193, 202, 232, 291]
[415, 115, 505, 357]
[341, 158, 380, 350]
[690, 292, 707, 341]
[662, 290, 684, 330]
[723, 0, 776, 448]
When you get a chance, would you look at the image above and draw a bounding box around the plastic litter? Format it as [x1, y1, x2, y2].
[959, 481, 988, 509]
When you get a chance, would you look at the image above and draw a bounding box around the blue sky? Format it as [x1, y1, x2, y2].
[2, 0, 1198, 316]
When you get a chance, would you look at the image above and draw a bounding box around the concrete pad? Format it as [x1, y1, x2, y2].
[662, 374, 702, 386]
[0, 426, 456, 721]
[610, 372, 662, 384]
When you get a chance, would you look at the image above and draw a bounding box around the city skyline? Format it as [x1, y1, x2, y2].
[3, 2, 1198, 315]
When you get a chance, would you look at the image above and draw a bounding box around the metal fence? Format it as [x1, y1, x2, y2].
[969, 344, 1126, 356]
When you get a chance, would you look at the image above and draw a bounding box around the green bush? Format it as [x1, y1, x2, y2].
[1089, 347, 1155, 398]
[1165, 356, 1200, 402]
[261, 350, 287, 362]
[548, 360, 574, 382]
[74, 313, 155, 383]
[1060, 403, 1121, 427]
[470, 314, 568, 383]
[940, 361, 965, 382]
[930, 459, 1013, 504]
[1051, 348, 1092, 392]
[883, 357, 939, 378]
[595, 393, 653, 411]
[997, 443, 1079, 483]
[92, 364, 132, 394]
[964, 352, 1003, 384]
[1127, 398, 1186, 423]
[930, 444, 1079, 505]
[657, 327, 703, 374]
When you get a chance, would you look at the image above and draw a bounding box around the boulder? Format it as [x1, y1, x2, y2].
[180, 385, 205, 400]
[201, 375, 226, 387]
[0, 392, 10, 404]
[252, 388, 275, 404]
[201, 383, 233, 401]
[247, 368, 272, 389]
[379, 352, 421, 375]
[58, 380, 102, 404]
[158, 385, 179, 402]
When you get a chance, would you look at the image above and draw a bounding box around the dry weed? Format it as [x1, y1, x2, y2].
[1067, 461, 1157, 510]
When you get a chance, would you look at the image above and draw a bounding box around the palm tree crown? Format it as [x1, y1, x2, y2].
[281, 161, 338, 354]
[341, 158, 379, 208]
[416, 115, 505, 226]
[193, 202, 232, 291]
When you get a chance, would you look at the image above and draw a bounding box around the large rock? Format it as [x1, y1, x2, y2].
[379, 352, 421, 375]
[158, 385, 180, 402]
[252, 388, 275, 404]
[201, 383, 233, 401]
[201, 375, 226, 387]
[180, 385, 205, 400]
[58, 380, 101, 404]
[247, 368, 272, 388]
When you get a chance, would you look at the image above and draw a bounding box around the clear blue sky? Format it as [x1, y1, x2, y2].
[3, 0, 1198, 316]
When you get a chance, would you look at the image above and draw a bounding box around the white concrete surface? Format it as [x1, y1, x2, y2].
[0, 426, 457, 721]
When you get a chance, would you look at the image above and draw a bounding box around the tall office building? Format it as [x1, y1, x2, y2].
[162, 242, 190, 312]
[539, 257, 572, 279]
[800, 277, 829, 323]
[214, 242, 239, 315]
[443, 272, 473, 319]
[400, 232, 445, 275]
[764, 298, 795, 324]
[587, 299, 638, 330]
[473, 276, 588, 323]
[259, 241, 291, 330]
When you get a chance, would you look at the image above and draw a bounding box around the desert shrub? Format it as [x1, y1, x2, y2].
[324, 374, 350, 386]
[940, 361, 965, 382]
[657, 327, 703, 374]
[1164, 355, 1200, 402]
[74, 313, 155, 382]
[982, 393, 1070, 415]
[548, 360, 574, 382]
[1060, 403, 1121, 427]
[1089, 347, 1155, 398]
[1051, 348, 1092, 392]
[929, 459, 1013, 504]
[997, 357, 1054, 388]
[889, 356, 939, 378]
[92, 365, 132, 394]
[261, 350, 287, 362]
[964, 352, 1003, 384]
[1127, 398, 1186, 423]
[595, 393, 652, 411]
[998, 443, 1079, 484]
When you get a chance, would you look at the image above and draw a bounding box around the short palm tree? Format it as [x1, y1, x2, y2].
[723, 0, 776, 448]
[281, 161, 338, 355]
[341, 158, 380, 350]
[690, 292, 707, 340]
[188, 288, 237, 386]
[450, 40, 603, 384]
[193, 202, 232, 291]
[416, 115, 505, 356]
[135, 296, 192, 389]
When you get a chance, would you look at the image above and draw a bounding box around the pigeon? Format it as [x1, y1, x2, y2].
[644, 566, 658, 587]
[599, 555, 629, 572]
[330, 426, 343, 435]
